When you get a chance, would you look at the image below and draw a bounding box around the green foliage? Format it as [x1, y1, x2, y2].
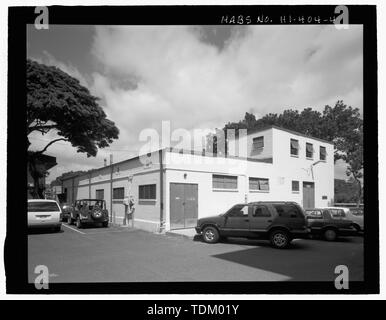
[27, 59, 119, 157]
[27, 59, 120, 198]
[334, 179, 362, 203]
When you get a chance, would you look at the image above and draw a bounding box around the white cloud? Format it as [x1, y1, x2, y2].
[31, 25, 363, 182]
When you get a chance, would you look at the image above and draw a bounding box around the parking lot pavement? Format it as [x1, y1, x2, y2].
[28, 224, 364, 283]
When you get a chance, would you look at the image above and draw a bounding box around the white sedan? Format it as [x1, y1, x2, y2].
[28, 199, 62, 232]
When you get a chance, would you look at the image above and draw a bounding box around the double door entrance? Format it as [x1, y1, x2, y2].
[170, 183, 198, 230]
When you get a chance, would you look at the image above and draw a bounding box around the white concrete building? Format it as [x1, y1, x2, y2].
[61, 126, 334, 232]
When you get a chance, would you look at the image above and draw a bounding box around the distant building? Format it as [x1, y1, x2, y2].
[61, 126, 334, 232]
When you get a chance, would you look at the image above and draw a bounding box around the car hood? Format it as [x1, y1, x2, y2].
[197, 215, 225, 225]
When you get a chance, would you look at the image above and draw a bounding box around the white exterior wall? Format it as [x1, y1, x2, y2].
[62, 128, 334, 232]
[61, 150, 162, 232]
[233, 128, 273, 160]
[163, 151, 275, 230]
[271, 128, 335, 208]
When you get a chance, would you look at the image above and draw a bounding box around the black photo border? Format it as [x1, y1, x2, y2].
[6, 4, 378, 294]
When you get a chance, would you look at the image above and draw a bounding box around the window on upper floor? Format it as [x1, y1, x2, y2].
[306, 142, 314, 159]
[249, 177, 270, 191]
[252, 136, 264, 150]
[290, 139, 299, 156]
[320, 146, 326, 161]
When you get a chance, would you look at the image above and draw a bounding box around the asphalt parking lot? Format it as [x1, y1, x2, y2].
[28, 223, 364, 283]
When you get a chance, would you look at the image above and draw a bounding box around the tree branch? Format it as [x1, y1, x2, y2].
[28, 124, 57, 135]
[36, 138, 68, 154]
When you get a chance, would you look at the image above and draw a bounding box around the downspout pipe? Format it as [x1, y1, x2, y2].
[159, 149, 164, 232]
[110, 164, 113, 223]
[89, 171, 91, 198]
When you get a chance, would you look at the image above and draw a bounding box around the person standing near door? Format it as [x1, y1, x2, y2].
[122, 195, 130, 226]
[128, 196, 135, 228]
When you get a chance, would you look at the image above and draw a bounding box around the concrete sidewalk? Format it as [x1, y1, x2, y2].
[165, 228, 198, 239]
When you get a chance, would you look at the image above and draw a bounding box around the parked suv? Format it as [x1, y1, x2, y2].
[195, 201, 309, 249]
[68, 199, 109, 228]
[305, 208, 357, 241]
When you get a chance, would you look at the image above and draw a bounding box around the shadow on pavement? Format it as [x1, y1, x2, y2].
[28, 228, 64, 235]
[210, 237, 363, 281]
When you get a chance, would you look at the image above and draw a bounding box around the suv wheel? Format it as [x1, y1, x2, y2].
[202, 226, 219, 244]
[76, 217, 83, 229]
[324, 228, 337, 241]
[270, 230, 290, 249]
[102, 221, 109, 228]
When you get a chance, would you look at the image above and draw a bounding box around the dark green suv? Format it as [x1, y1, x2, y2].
[195, 201, 309, 249]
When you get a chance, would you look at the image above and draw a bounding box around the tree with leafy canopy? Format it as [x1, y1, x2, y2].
[208, 101, 363, 205]
[27, 59, 119, 198]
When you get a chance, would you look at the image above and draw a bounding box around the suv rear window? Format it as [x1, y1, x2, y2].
[330, 209, 346, 218]
[306, 210, 323, 218]
[273, 204, 301, 218]
[28, 201, 60, 212]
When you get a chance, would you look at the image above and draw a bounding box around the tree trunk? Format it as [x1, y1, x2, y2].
[28, 155, 45, 199]
[354, 176, 362, 208]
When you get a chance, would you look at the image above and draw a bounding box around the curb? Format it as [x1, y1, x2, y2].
[165, 231, 198, 240]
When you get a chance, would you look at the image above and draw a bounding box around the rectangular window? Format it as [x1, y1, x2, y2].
[95, 189, 104, 200]
[320, 146, 326, 161]
[273, 204, 302, 218]
[306, 143, 314, 158]
[28, 201, 60, 212]
[292, 180, 300, 192]
[212, 174, 238, 189]
[290, 139, 299, 156]
[112, 187, 124, 199]
[252, 136, 264, 150]
[226, 204, 249, 217]
[252, 205, 271, 217]
[139, 184, 156, 200]
[249, 177, 270, 191]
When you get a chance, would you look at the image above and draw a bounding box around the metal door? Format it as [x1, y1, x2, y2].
[303, 182, 315, 209]
[170, 183, 198, 229]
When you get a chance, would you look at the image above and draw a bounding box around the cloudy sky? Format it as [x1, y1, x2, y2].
[27, 25, 363, 182]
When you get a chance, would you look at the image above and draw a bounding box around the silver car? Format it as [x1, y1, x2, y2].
[28, 199, 62, 232]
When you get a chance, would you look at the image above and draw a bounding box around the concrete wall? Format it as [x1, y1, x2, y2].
[61, 150, 162, 232]
[164, 150, 277, 230]
[163, 130, 334, 230]
[231, 128, 273, 160]
[62, 128, 334, 232]
[271, 128, 335, 208]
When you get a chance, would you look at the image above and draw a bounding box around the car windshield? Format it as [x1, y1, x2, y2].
[28, 201, 60, 212]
